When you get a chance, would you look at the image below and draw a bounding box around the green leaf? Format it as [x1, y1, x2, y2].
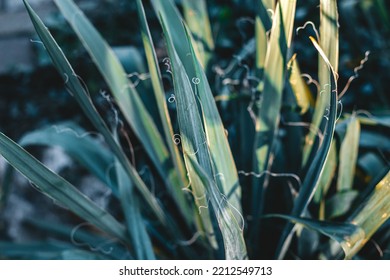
[359, 130, 390, 151]
[302, 0, 339, 166]
[0, 159, 13, 210]
[354, 114, 390, 129]
[52, 0, 180, 196]
[0, 132, 128, 243]
[255, 0, 273, 75]
[267, 214, 365, 258]
[344, 171, 390, 259]
[185, 154, 247, 260]
[0, 241, 106, 260]
[253, 0, 297, 174]
[287, 54, 313, 114]
[151, 0, 197, 83]
[314, 141, 337, 206]
[161, 17, 217, 249]
[358, 152, 388, 181]
[325, 191, 359, 219]
[23, 0, 167, 227]
[251, 0, 297, 243]
[135, 0, 191, 222]
[184, 26, 242, 215]
[182, 0, 214, 68]
[0, 242, 74, 260]
[276, 37, 338, 259]
[25, 217, 131, 259]
[337, 114, 360, 191]
[17, 122, 117, 196]
[58, 249, 106, 260]
[114, 131, 155, 260]
[153, 0, 242, 216]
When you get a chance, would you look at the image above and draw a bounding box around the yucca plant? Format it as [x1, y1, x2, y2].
[0, 0, 389, 260]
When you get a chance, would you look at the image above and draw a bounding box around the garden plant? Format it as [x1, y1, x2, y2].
[0, 0, 389, 259]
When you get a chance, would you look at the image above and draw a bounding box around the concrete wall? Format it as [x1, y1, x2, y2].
[0, 0, 54, 74]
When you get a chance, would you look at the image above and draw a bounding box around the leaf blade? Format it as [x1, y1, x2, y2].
[0, 132, 128, 243]
[186, 154, 247, 260]
[337, 115, 360, 191]
[135, 0, 191, 222]
[22, 0, 167, 227]
[302, 0, 339, 166]
[276, 37, 338, 259]
[182, 0, 214, 68]
[53, 0, 179, 196]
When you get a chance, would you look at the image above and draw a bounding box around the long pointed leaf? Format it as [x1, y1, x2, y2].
[17, 122, 117, 196]
[135, 0, 191, 222]
[23, 0, 167, 227]
[255, 0, 273, 75]
[161, 16, 217, 249]
[186, 154, 247, 260]
[337, 114, 360, 191]
[250, 0, 297, 247]
[184, 26, 242, 215]
[52, 0, 181, 197]
[182, 0, 214, 68]
[0, 132, 128, 243]
[153, 0, 242, 215]
[302, 0, 339, 166]
[276, 37, 338, 259]
[151, 0, 197, 83]
[344, 171, 390, 259]
[114, 133, 155, 260]
[253, 0, 296, 175]
[267, 214, 365, 258]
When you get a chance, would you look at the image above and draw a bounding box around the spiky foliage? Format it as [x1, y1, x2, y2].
[0, 0, 389, 260]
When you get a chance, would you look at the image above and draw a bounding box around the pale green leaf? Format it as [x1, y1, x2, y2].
[186, 154, 247, 260]
[184, 26, 242, 215]
[337, 114, 360, 191]
[161, 17, 217, 248]
[136, 0, 191, 222]
[345, 171, 390, 259]
[302, 0, 339, 166]
[287, 54, 313, 114]
[182, 0, 214, 68]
